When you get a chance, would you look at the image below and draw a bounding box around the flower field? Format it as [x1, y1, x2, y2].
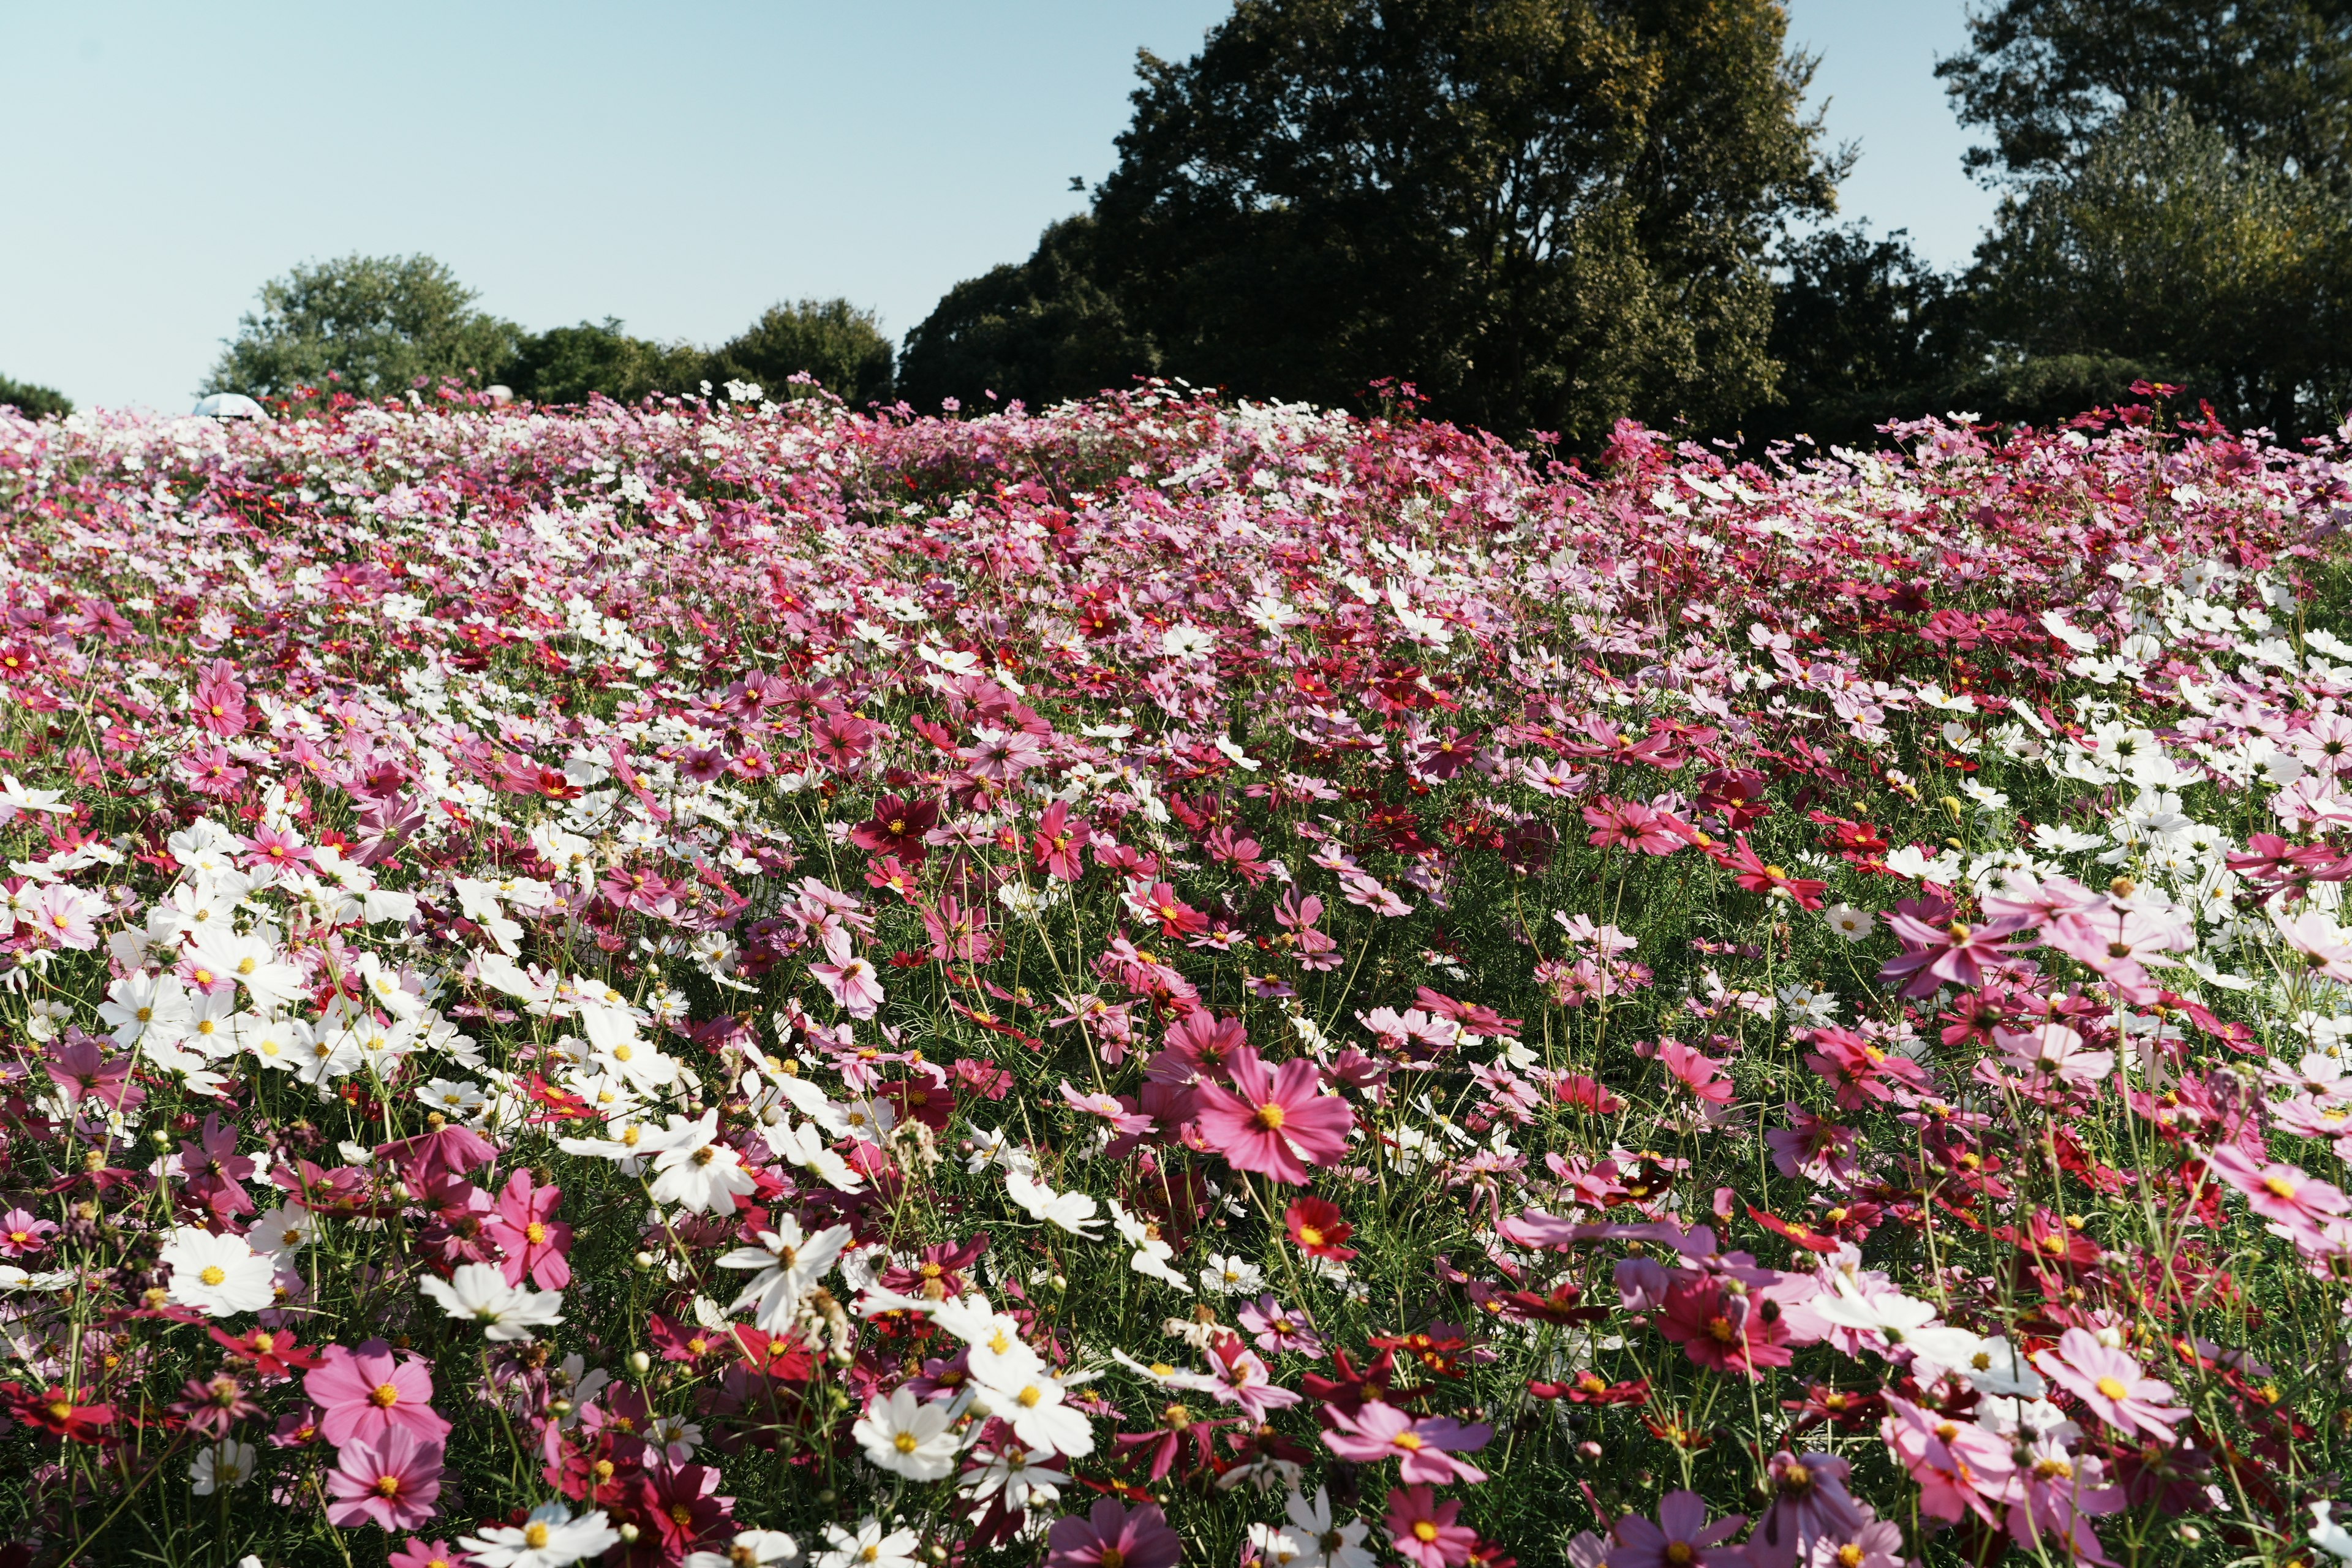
[2, 382, 2350, 1568]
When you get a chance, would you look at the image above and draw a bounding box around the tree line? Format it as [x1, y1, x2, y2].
[9, 0, 2349, 449]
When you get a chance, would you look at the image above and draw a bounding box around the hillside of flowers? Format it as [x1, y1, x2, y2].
[2, 379, 2351, 1568]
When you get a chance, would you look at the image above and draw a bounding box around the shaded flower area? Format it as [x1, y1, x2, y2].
[0, 379, 2346, 1566]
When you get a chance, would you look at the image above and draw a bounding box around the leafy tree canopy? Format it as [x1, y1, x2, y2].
[707, 299, 895, 405]
[0, 375, 72, 420]
[1936, 0, 2352, 187]
[503, 320, 708, 407]
[897, 216, 1158, 412]
[206, 254, 521, 401]
[1089, 0, 1840, 445]
[1969, 98, 2350, 432]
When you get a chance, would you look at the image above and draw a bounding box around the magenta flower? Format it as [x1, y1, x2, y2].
[388, 1542, 474, 1568]
[483, 1169, 573, 1291]
[1046, 1498, 1182, 1568]
[1608, 1491, 1747, 1568]
[1322, 1399, 1491, 1483]
[1191, 1045, 1352, 1185]
[0, 1207, 58, 1257]
[2032, 1327, 2188, 1441]
[304, 1339, 453, 1448]
[323, 1430, 444, 1530]
[1876, 913, 2028, 997]
[1387, 1485, 1479, 1568]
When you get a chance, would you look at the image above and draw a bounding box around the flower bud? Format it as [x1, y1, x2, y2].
[628, 1350, 652, 1376]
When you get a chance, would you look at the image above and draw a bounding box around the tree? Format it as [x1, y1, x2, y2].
[897, 216, 1159, 412]
[1967, 99, 2351, 432]
[1088, 0, 1839, 445]
[503, 320, 709, 407]
[1751, 228, 1964, 448]
[707, 300, 895, 405]
[1936, 0, 2352, 188]
[0, 375, 71, 420]
[206, 254, 521, 401]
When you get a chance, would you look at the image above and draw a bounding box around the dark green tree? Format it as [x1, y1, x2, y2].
[707, 300, 895, 405]
[898, 216, 1159, 412]
[206, 254, 521, 401]
[0, 375, 72, 420]
[1751, 228, 1965, 448]
[1967, 99, 2351, 432]
[1936, 0, 2352, 188]
[503, 320, 709, 407]
[1088, 0, 1839, 445]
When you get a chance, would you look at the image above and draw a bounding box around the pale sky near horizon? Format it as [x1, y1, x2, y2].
[0, 1, 1999, 413]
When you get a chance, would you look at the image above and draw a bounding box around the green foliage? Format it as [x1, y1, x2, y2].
[1079, 0, 1838, 445]
[1936, 0, 2352, 187]
[707, 298, 895, 405]
[1752, 227, 1966, 447]
[897, 216, 1158, 412]
[0, 375, 71, 420]
[205, 254, 521, 402]
[503, 318, 709, 407]
[1968, 99, 2351, 432]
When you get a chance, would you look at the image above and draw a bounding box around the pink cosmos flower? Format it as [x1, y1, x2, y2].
[1661, 1041, 1735, 1105]
[2032, 1328, 2188, 1441]
[2205, 1145, 2351, 1233]
[483, 1169, 572, 1291]
[1387, 1485, 1479, 1568]
[810, 956, 885, 1020]
[305, 1340, 453, 1448]
[1321, 1400, 1491, 1483]
[388, 1542, 473, 1568]
[0, 1207, 58, 1257]
[1191, 1046, 1352, 1185]
[2007, 1440, 2124, 1567]
[1746, 1450, 1868, 1568]
[1993, 1022, 2114, 1088]
[1877, 914, 2029, 997]
[1046, 1498, 1182, 1568]
[1881, 1392, 2016, 1525]
[1203, 1334, 1302, 1422]
[1238, 1294, 1326, 1358]
[1608, 1490, 1748, 1568]
[1656, 1275, 1794, 1379]
[28, 883, 102, 951]
[325, 1430, 444, 1531]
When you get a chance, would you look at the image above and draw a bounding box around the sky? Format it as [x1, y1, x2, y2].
[1, 1, 2002, 413]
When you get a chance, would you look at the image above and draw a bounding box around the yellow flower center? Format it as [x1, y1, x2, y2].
[2095, 1376, 2130, 1401]
[199, 1265, 227, 1286]
[372, 1383, 401, 1408]
[1254, 1102, 1286, 1131]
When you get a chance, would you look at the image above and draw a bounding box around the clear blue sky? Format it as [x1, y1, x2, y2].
[0, 1, 1998, 412]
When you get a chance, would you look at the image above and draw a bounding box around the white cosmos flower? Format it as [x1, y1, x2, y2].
[246, 1205, 317, 1255]
[682, 1531, 802, 1568]
[853, 1385, 962, 1480]
[1823, 903, 1875, 941]
[971, 1367, 1095, 1458]
[160, 1226, 275, 1316]
[644, 1110, 757, 1214]
[1004, 1169, 1101, 1237]
[190, 1438, 257, 1494]
[815, 1518, 920, 1568]
[420, 1262, 564, 1342]
[716, 1218, 853, 1330]
[459, 1501, 621, 1568]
